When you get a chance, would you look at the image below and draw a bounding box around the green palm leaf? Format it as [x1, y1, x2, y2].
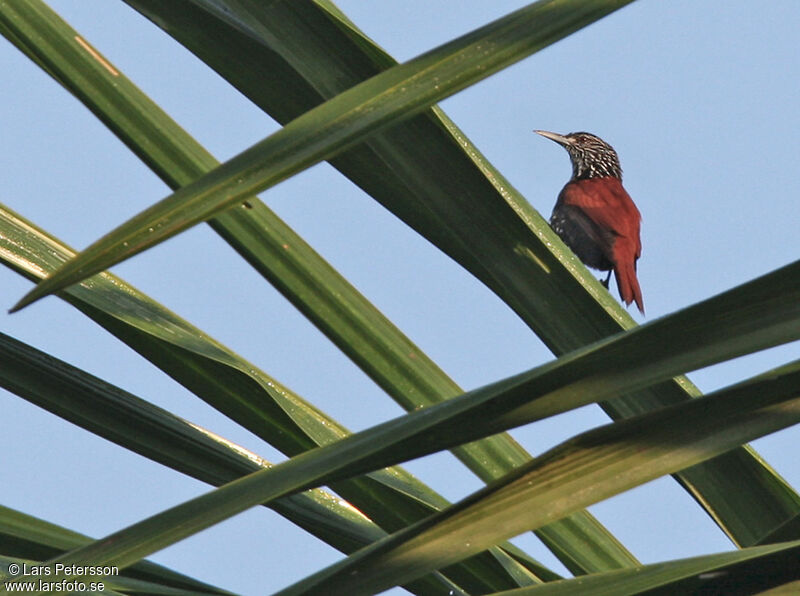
[0, 205, 533, 592]
[1, 0, 798, 593]
[0, 0, 634, 576]
[281, 361, 800, 594]
[492, 540, 800, 595]
[9, 0, 633, 311]
[0, 506, 229, 594]
[4, 262, 797, 593]
[0, 330, 388, 553]
[123, 0, 800, 547]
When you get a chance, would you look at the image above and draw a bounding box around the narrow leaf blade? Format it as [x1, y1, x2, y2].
[1, 0, 635, 576]
[9, 0, 633, 310]
[282, 362, 800, 594]
[8, 263, 799, 589]
[125, 0, 800, 546]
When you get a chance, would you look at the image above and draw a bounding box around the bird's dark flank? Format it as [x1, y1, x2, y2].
[535, 130, 644, 313]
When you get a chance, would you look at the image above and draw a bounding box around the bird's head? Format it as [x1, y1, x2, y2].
[534, 130, 622, 180]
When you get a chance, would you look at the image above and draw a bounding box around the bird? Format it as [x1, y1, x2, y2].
[534, 130, 644, 314]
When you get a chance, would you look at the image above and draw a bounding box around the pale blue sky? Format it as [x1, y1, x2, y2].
[1, 1, 798, 594]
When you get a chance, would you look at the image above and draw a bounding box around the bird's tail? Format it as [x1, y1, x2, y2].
[614, 260, 644, 314]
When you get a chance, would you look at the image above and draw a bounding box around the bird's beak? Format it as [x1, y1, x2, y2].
[534, 130, 572, 146]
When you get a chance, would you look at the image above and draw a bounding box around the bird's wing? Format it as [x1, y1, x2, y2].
[561, 178, 642, 258]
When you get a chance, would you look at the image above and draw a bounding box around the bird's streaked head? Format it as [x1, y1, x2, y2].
[534, 130, 622, 180]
